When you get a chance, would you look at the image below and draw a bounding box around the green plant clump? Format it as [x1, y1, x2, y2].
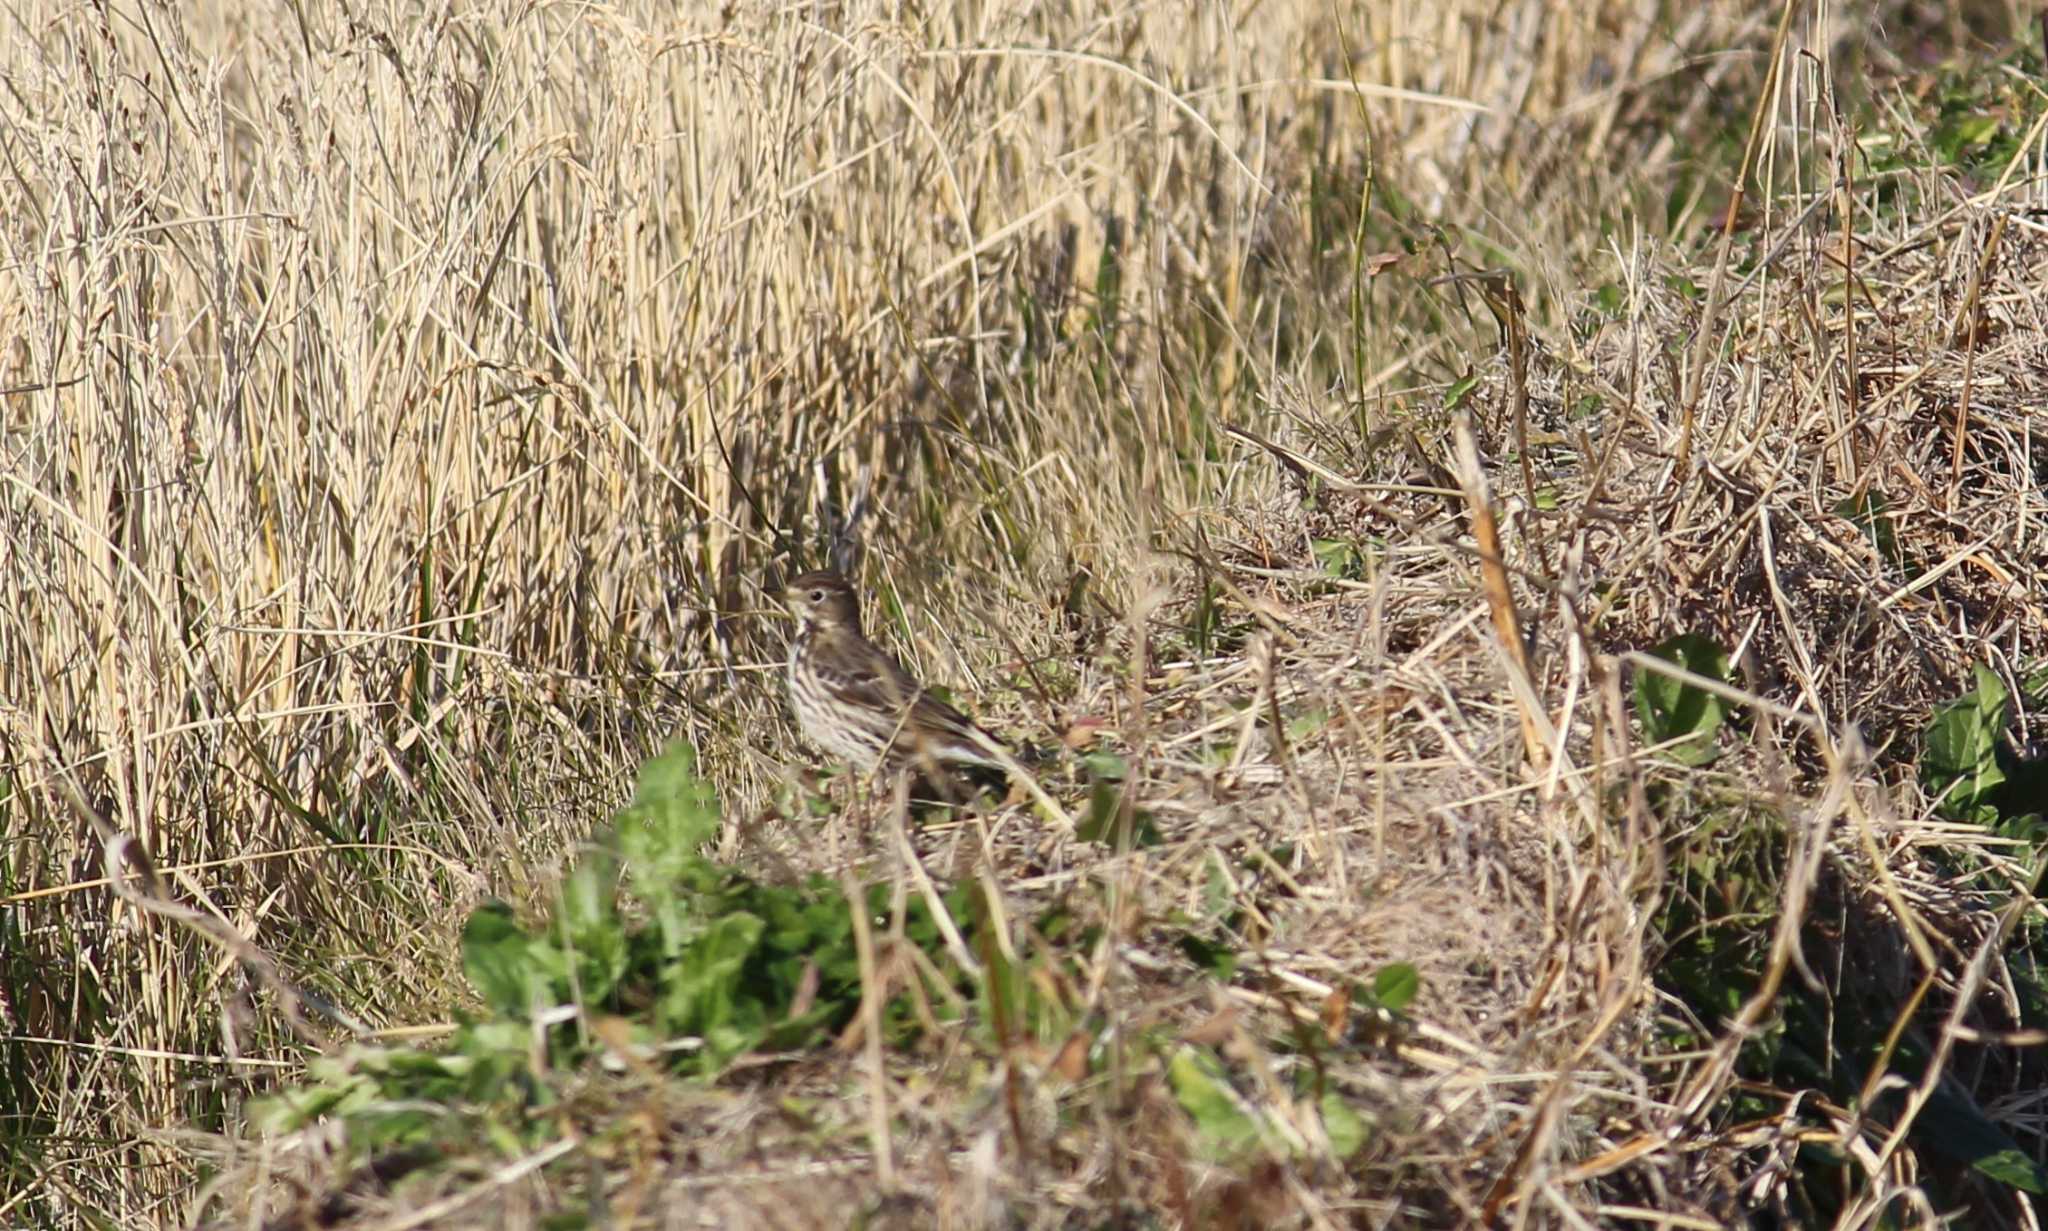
[1651, 659, 2048, 1220]
[254, 744, 974, 1150]
[1633, 632, 1733, 766]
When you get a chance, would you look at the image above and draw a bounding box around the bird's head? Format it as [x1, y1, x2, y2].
[779, 569, 862, 632]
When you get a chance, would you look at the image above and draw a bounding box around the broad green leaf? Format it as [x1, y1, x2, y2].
[556, 845, 627, 1002]
[248, 1075, 365, 1133]
[1081, 750, 1130, 780]
[1633, 633, 1732, 765]
[1285, 706, 1332, 742]
[1320, 1090, 1369, 1159]
[657, 911, 767, 1068]
[462, 901, 546, 1018]
[1918, 1083, 2048, 1194]
[1936, 113, 2002, 163]
[253, 737, 1004, 1146]
[1175, 926, 1238, 980]
[618, 742, 722, 861]
[1077, 781, 1162, 847]
[1923, 663, 2008, 815]
[1372, 963, 1421, 1013]
[1312, 538, 1363, 580]
[1834, 491, 1900, 566]
[1974, 1148, 2048, 1195]
[1202, 853, 1234, 918]
[617, 744, 726, 953]
[1169, 1046, 1274, 1161]
[558, 845, 619, 937]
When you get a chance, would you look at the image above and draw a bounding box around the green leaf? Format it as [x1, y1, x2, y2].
[556, 845, 627, 1003]
[1320, 1090, 1369, 1159]
[1372, 963, 1420, 1013]
[1312, 538, 1363, 580]
[634, 742, 715, 813]
[618, 742, 722, 860]
[462, 901, 547, 1018]
[1923, 663, 2009, 815]
[1189, 576, 1221, 657]
[1169, 1046, 1274, 1161]
[1078, 750, 1159, 845]
[1285, 705, 1332, 743]
[1201, 853, 1234, 918]
[616, 744, 727, 953]
[1917, 1083, 2048, 1194]
[255, 736, 1005, 1141]
[1633, 633, 1731, 765]
[558, 845, 618, 938]
[1175, 928, 1238, 979]
[1973, 1148, 2048, 1195]
[1444, 372, 1482, 411]
[248, 1073, 368, 1133]
[1076, 780, 1162, 846]
[1081, 751, 1129, 780]
[657, 911, 768, 1068]
[1935, 113, 2003, 164]
[1834, 491, 1900, 566]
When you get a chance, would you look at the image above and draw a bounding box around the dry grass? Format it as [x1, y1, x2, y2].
[2, 0, 2046, 1226]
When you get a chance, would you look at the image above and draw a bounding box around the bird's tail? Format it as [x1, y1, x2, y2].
[960, 728, 1071, 830]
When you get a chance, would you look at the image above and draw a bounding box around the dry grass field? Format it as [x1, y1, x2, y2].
[3, 0, 2047, 1226]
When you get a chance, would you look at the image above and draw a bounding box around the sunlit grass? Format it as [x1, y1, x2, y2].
[3, 0, 2046, 1225]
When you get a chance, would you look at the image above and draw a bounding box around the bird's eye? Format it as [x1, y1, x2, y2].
[810, 589, 826, 602]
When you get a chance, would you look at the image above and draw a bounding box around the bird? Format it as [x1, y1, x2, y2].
[778, 568, 1014, 784]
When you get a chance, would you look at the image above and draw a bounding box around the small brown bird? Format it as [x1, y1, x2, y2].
[779, 569, 1012, 780]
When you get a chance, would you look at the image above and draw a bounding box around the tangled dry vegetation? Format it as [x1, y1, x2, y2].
[2, 0, 2045, 1226]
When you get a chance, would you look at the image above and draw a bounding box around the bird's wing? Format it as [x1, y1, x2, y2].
[817, 632, 927, 712]
[824, 632, 1005, 756]
[911, 689, 994, 744]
